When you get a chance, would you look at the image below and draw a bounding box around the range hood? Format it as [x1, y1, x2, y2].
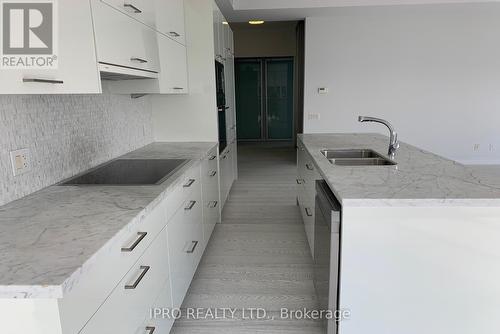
[99, 63, 159, 81]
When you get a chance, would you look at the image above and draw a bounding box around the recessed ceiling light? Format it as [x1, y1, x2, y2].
[222, 21, 229, 25]
[248, 20, 264, 25]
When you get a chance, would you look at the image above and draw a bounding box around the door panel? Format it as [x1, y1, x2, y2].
[235, 58, 293, 141]
[235, 61, 262, 140]
[266, 59, 294, 140]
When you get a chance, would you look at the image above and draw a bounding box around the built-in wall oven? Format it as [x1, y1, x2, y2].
[215, 60, 227, 153]
[314, 180, 341, 334]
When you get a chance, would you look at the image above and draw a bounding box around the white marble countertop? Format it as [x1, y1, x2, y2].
[0, 142, 217, 298]
[299, 133, 500, 206]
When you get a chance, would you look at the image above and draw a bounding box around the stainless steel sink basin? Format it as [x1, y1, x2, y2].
[320, 149, 397, 166]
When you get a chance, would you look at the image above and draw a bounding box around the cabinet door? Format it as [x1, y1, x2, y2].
[158, 35, 188, 93]
[101, 0, 156, 29]
[167, 194, 203, 308]
[0, 0, 100, 94]
[80, 229, 170, 334]
[92, 0, 159, 73]
[155, 0, 186, 45]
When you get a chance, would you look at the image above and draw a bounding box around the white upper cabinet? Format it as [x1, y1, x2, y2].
[91, 0, 160, 77]
[213, 3, 225, 62]
[0, 0, 101, 94]
[155, 0, 186, 45]
[100, 0, 156, 29]
[107, 33, 188, 94]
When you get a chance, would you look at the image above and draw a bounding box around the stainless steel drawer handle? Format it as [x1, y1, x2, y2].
[23, 78, 63, 84]
[145, 326, 156, 334]
[124, 266, 150, 289]
[124, 3, 142, 13]
[305, 207, 313, 217]
[130, 57, 148, 63]
[208, 201, 218, 208]
[306, 164, 314, 171]
[296, 179, 303, 185]
[183, 179, 196, 188]
[209, 170, 217, 177]
[208, 155, 217, 161]
[173, 87, 184, 90]
[169, 31, 181, 37]
[121, 232, 147, 252]
[185, 200, 196, 210]
[186, 241, 199, 254]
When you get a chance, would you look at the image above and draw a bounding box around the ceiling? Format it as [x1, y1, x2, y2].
[215, 0, 499, 22]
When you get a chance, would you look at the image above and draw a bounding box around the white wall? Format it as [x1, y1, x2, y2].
[151, 0, 218, 142]
[0, 91, 153, 206]
[232, 21, 297, 58]
[304, 3, 500, 164]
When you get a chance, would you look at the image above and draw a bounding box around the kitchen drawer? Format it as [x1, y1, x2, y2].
[165, 164, 201, 222]
[100, 0, 156, 29]
[167, 189, 203, 308]
[80, 228, 170, 334]
[142, 278, 174, 334]
[301, 196, 315, 258]
[92, 0, 159, 73]
[59, 201, 167, 334]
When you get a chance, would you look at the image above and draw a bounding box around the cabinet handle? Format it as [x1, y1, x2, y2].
[130, 57, 148, 63]
[173, 87, 184, 90]
[23, 78, 63, 84]
[124, 3, 142, 13]
[208, 201, 218, 208]
[186, 241, 199, 254]
[124, 266, 150, 289]
[296, 179, 303, 185]
[145, 327, 156, 334]
[209, 170, 217, 177]
[169, 31, 181, 37]
[183, 179, 196, 188]
[185, 200, 196, 210]
[208, 155, 217, 160]
[121, 232, 147, 252]
[306, 164, 314, 171]
[305, 207, 313, 217]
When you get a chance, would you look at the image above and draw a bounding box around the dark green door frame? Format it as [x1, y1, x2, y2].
[235, 57, 294, 142]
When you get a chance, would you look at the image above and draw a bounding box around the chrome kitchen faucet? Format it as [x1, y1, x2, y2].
[358, 116, 399, 159]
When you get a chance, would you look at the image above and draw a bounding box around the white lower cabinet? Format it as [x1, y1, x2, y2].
[297, 143, 320, 258]
[167, 188, 203, 308]
[6, 151, 220, 334]
[80, 228, 170, 334]
[201, 148, 220, 246]
[220, 141, 237, 208]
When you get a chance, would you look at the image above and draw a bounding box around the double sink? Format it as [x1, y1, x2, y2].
[321, 149, 396, 166]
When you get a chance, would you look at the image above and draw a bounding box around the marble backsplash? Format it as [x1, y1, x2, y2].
[0, 93, 153, 206]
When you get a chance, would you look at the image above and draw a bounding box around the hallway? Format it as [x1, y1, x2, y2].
[171, 144, 323, 333]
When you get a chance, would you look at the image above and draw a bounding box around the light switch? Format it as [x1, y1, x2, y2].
[10, 148, 31, 176]
[308, 113, 321, 120]
[318, 87, 329, 94]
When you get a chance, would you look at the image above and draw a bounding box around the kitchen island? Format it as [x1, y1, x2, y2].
[298, 133, 500, 334]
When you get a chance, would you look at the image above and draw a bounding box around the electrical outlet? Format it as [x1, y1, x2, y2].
[308, 113, 321, 120]
[318, 87, 329, 94]
[10, 148, 31, 176]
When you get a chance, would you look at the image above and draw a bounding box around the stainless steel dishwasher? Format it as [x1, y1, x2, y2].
[314, 180, 341, 334]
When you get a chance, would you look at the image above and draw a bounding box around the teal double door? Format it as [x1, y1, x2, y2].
[235, 58, 294, 141]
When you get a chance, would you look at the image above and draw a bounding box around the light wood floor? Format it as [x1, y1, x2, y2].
[171, 144, 323, 333]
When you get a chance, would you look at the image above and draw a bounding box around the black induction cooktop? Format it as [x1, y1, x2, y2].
[61, 159, 189, 186]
